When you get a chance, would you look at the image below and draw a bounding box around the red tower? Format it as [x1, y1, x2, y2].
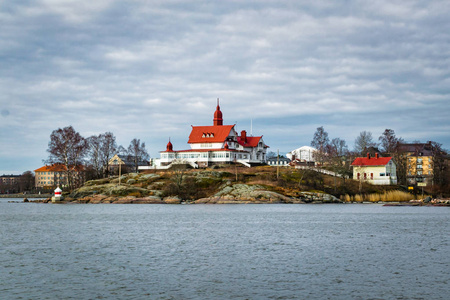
[166, 139, 173, 152]
[213, 98, 223, 126]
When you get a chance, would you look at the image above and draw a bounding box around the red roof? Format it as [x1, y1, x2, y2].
[351, 156, 393, 166]
[237, 136, 262, 148]
[35, 164, 84, 172]
[188, 125, 235, 144]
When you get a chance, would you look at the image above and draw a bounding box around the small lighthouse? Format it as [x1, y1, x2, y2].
[52, 187, 63, 203]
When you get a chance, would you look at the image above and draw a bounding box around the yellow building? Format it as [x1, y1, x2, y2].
[34, 164, 84, 189]
[399, 142, 434, 186]
[351, 153, 397, 185]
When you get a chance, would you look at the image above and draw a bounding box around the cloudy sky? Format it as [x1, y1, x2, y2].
[1, 0, 449, 175]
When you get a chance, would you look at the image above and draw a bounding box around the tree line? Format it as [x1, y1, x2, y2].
[309, 126, 448, 192]
[45, 125, 150, 190]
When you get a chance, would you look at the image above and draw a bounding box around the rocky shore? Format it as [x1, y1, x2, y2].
[15, 168, 448, 205]
[25, 183, 341, 204]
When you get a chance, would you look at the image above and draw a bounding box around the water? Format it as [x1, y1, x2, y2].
[1, 199, 449, 299]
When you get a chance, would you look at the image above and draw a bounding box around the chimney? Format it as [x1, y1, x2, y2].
[367, 153, 370, 159]
[375, 153, 379, 159]
[241, 130, 247, 143]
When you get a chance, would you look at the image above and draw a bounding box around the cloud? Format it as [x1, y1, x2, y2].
[1, 0, 450, 174]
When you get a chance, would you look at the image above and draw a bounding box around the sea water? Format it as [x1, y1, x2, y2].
[1, 199, 449, 299]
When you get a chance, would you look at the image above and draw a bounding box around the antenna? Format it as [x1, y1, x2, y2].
[250, 119, 253, 136]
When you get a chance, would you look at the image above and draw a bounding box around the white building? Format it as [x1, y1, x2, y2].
[351, 153, 397, 185]
[286, 146, 317, 162]
[154, 101, 269, 168]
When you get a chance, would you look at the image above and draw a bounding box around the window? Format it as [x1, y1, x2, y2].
[357, 173, 360, 180]
[370, 173, 373, 180]
[417, 158, 423, 163]
[417, 170, 423, 175]
[364, 173, 367, 179]
[380, 173, 385, 176]
[417, 165, 423, 169]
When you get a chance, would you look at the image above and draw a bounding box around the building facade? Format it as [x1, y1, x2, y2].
[34, 164, 85, 189]
[155, 101, 269, 168]
[351, 153, 397, 185]
[267, 156, 291, 167]
[398, 142, 434, 186]
[286, 146, 317, 163]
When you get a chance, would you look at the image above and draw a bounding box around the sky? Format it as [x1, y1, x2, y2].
[1, 0, 450, 175]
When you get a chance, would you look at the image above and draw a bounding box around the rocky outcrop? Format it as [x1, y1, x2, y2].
[194, 184, 299, 204]
[192, 184, 340, 204]
[59, 172, 343, 204]
[72, 195, 164, 204]
[298, 192, 340, 203]
[69, 183, 150, 199]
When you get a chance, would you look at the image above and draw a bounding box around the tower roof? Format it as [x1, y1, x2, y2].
[213, 98, 223, 126]
[166, 139, 173, 152]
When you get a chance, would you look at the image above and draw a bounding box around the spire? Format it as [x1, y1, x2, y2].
[166, 138, 173, 152]
[213, 98, 223, 126]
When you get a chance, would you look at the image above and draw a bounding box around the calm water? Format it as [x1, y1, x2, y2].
[1, 199, 449, 300]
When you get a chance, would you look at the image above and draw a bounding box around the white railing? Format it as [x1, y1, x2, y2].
[295, 165, 348, 178]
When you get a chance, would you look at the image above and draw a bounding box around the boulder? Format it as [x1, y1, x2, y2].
[164, 196, 181, 204]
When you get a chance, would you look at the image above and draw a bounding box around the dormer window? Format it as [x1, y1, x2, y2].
[202, 132, 215, 138]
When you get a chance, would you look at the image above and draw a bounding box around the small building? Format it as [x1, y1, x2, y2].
[0, 174, 20, 186]
[0, 174, 21, 194]
[267, 156, 291, 167]
[109, 154, 150, 174]
[351, 153, 397, 185]
[286, 146, 317, 163]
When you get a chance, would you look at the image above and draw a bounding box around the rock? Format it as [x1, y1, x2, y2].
[424, 196, 432, 203]
[139, 174, 160, 180]
[89, 195, 108, 204]
[23, 198, 29, 202]
[194, 198, 213, 204]
[164, 196, 181, 204]
[126, 179, 136, 184]
[133, 196, 164, 204]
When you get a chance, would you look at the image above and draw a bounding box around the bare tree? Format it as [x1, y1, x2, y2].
[127, 138, 150, 173]
[326, 138, 351, 189]
[87, 135, 102, 179]
[379, 129, 403, 155]
[87, 132, 118, 178]
[19, 171, 35, 193]
[99, 132, 117, 177]
[429, 142, 449, 197]
[46, 126, 87, 190]
[354, 131, 376, 155]
[311, 126, 329, 165]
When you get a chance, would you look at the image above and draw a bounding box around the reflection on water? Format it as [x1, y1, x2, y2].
[1, 201, 449, 299]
